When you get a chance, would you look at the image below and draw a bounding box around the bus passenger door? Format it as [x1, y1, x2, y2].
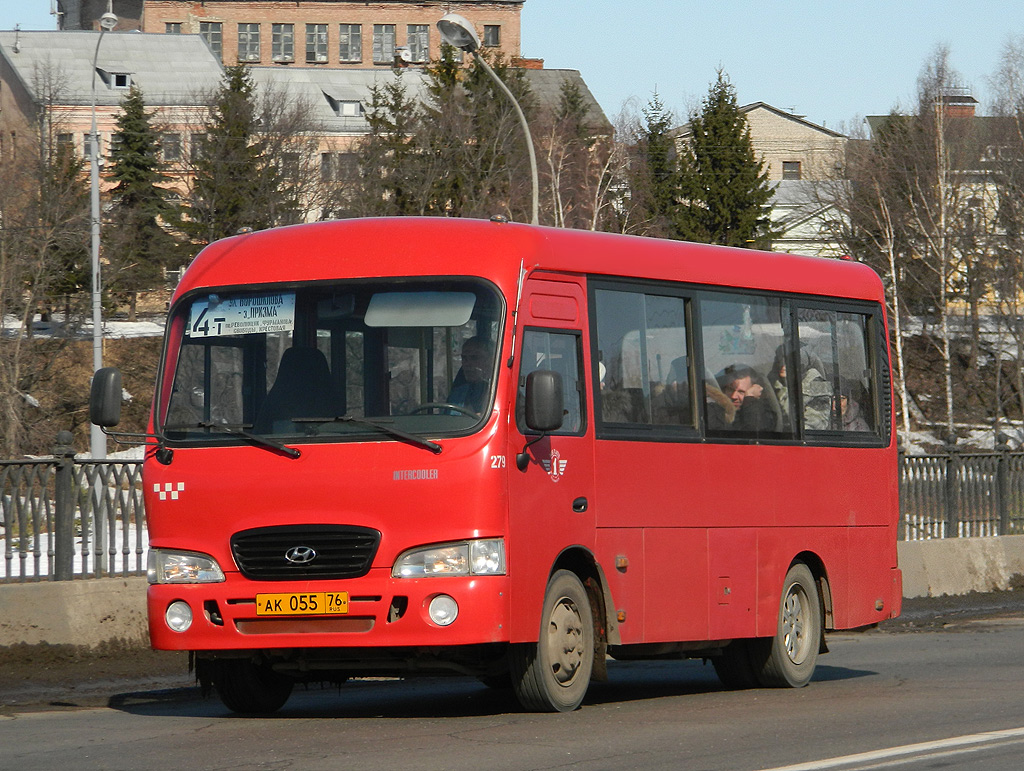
[507, 276, 596, 642]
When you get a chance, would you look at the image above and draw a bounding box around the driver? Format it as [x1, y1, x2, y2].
[448, 336, 493, 414]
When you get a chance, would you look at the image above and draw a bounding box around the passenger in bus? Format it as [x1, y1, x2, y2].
[719, 365, 778, 432]
[448, 336, 493, 414]
[769, 344, 831, 430]
[837, 380, 871, 432]
[703, 371, 737, 430]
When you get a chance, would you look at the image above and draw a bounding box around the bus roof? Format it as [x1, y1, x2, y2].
[176, 218, 885, 305]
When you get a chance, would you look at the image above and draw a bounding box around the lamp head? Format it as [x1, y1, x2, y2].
[437, 13, 480, 53]
[99, 12, 118, 32]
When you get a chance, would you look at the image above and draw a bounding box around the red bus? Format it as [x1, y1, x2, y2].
[92, 217, 901, 713]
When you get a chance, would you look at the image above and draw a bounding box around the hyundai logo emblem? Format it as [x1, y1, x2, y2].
[284, 545, 317, 565]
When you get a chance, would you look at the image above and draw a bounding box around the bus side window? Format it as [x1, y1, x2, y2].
[836, 312, 875, 434]
[593, 288, 691, 429]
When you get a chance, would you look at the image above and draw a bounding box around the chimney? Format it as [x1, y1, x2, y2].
[940, 89, 977, 118]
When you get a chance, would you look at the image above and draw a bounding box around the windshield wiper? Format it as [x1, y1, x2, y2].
[164, 422, 301, 459]
[295, 415, 442, 455]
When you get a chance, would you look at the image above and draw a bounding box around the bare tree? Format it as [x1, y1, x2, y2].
[0, 60, 89, 455]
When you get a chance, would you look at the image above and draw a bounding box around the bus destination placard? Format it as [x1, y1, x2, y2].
[188, 292, 296, 338]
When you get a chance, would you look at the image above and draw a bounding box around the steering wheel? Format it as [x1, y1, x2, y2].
[409, 402, 480, 419]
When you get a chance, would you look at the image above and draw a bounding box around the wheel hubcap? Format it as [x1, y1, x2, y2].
[782, 586, 810, 664]
[546, 597, 584, 686]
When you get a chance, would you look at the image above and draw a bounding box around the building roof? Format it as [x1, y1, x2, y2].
[249, 65, 610, 135]
[671, 101, 846, 140]
[1, 30, 608, 134]
[0, 30, 224, 107]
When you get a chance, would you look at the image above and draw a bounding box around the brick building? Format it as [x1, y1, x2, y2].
[56, 1, 526, 69]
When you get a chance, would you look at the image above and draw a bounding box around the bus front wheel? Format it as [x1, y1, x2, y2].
[757, 563, 822, 688]
[212, 658, 294, 714]
[510, 570, 594, 712]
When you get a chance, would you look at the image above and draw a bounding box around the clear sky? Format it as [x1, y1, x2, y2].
[4, 1, 1024, 134]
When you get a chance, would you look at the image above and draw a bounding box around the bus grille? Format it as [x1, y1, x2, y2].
[230, 525, 381, 580]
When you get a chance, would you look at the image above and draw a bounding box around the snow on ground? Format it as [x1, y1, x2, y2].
[2, 314, 164, 340]
[1, 523, 148, 580]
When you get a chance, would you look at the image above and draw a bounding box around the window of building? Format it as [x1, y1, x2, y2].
[339, 24, 361, 62]
[782, 160, 802, 180]
[82, 133, 99, 159]
[161, 133, 182, 163]
[165, 22, 182, 34]
[200, 22, 223, 58]
[272, 24, 294, 62]
[321, 152, 359, 182]
[483, 25, 501, 47]
[238, 23, 261, 62]
[373, 24, 396, 64]
[306, 23, 328, 63]
[407, 24, 429, 63]
[56, 132, 74, 150]
[190, 133, 207, 162]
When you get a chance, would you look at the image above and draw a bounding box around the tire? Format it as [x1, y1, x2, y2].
[510, 570, 594, 712]
[712, 640, 761, 690]
[213, 659, 294, 714]
[756, 563, 822, 688]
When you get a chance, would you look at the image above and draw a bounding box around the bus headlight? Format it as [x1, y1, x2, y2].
[148, 549, 225, 584]
[393, 539, 506, 578]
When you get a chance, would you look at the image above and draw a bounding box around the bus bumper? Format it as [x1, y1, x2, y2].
[147, 570, 510, 651]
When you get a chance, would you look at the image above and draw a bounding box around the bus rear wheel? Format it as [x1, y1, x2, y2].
[212, 658, 294, 714]
[756, 563, 821, 688]
[510, 570, 594, 712]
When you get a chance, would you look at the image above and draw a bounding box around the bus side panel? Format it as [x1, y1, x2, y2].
[842, 525, 901, 627]
[594, 528, 645, 644]
[754, 526, 896, 635]
[771, 445, 898, 529]
[644, 528, 710, 642]
[594, 442, 776, 530]
[708, 528, 757, 640]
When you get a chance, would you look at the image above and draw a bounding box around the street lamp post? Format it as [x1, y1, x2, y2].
[436, 13, 539, 226]
[89, 5, 118, 459]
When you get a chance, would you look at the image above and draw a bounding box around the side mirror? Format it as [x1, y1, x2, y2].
[524, 369, 564, 432]
[90, 367, 123, 427]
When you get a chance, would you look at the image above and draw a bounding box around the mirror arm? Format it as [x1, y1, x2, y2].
[515, 432, 547, 471]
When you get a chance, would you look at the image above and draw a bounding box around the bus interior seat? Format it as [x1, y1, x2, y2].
[254, 346, 337, 433]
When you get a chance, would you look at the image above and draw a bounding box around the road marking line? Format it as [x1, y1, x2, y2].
[758, 727, 1024, 771]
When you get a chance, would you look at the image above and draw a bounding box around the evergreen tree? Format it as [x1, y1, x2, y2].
[184, 66, 292, 247]
[39, 141, 91, 316]
[461, 52, 537, 221]
[355, 69, 426, 216]
[626, 92, 683, 238]
[104, 85, 179, 320]
[676, 71, 775, 248]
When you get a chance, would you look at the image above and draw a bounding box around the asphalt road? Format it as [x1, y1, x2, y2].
[1, 592, 1023, 771]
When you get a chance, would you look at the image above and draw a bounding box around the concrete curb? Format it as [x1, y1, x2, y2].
[3, 536, 1024, 648]
[0, 577, 148, 648]
[897, 534, 1024, 598]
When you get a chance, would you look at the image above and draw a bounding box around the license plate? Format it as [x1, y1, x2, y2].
[255, 591, 349, 616]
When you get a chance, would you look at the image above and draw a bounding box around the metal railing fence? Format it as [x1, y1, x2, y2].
[5, 435, 1024, 582]
[1, 433, 145, 583]
[900, 449, 1024, 540]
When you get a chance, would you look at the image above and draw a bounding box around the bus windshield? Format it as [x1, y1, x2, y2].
[160, 278, 503, 445]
